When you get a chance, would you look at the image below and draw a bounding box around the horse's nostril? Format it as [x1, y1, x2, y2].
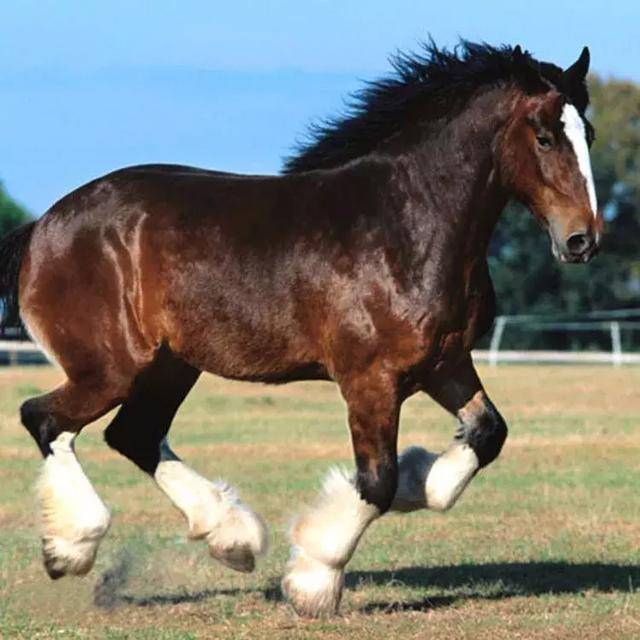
[566, 232, 593, 256]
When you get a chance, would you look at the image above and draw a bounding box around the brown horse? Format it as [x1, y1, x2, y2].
[0, 41, 599, 617]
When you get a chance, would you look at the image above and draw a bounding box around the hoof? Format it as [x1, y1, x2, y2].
[282, 548, 344, 618]
[208, 541, 256, 573]
[41, 533, 105, 579]
[154, 459, 268, 573]
[43, 553, 65, 580]
[203, 501, 268, 574]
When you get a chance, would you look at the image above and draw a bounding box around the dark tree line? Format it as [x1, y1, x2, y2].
[0, 182, 30, 237]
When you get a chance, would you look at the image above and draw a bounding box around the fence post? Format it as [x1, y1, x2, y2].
[489, 316, 507, 367]
[610, 321, 622, 366]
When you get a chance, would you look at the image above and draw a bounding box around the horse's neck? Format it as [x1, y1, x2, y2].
[393, 87, 513, 259]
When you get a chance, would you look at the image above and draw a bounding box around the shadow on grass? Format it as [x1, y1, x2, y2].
[111, 587, 255, 607]
[95, 577, 270, 610]
[347, 562, 640, 613]
[114, 579, 283, 609]
[93, 550, 281, 610]
[94, 554, 639, 612]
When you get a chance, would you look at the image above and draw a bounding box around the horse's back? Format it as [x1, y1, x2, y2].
[18, 164, 327, 383]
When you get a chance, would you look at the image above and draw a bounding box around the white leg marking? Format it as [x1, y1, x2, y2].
[154, 439, 267, 573]
[561, 103, 598, 217]
[38, 432, 111, 577]
[425, 443, 479, 511]
[282, 468, 379, 617]
[391, 444, 479, 513]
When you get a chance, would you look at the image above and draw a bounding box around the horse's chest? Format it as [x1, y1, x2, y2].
[424, 266, 496, 362]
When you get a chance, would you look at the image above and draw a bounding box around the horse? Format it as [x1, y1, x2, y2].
[0, 41, 600, 617]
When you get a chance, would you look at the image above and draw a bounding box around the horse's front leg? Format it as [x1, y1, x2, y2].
[282, 370, 400, 617]
[392, 355, 507, 512]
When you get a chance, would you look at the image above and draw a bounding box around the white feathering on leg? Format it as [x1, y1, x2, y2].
[391, 443, 479, 512]
[282, 467, 379, 617]
[203, 480, 268, 571]
[154, 447, 267, 573]
[37, 432, 111, 577]
[281, 546, 345, 617]
[293, 467, 379, 567]
[425, 443, 479, 511]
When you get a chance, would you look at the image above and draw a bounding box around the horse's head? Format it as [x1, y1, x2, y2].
[499, 47, 600, 263]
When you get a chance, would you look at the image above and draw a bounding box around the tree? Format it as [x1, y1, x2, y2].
[0, 181, 30, 237]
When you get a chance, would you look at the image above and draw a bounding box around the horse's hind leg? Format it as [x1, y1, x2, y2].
[104, 349, 268, 572]
[154, 438, 268, 572]
[20, 381, 125, 579]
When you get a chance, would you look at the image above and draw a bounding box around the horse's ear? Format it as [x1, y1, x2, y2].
[512, 45, 524, 61]
[563, 47, 590, 85]
[562, 47, 590, 111]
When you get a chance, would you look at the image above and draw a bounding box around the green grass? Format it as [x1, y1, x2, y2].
[0, 365, 639, 639]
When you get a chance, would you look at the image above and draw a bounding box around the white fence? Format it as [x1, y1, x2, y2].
[473, 348, 640, 366]
[0, 340, 47, 366]
[481, 309, 640, 366]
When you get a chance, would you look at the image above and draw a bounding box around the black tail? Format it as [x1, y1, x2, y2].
[0, 222, 35, 333]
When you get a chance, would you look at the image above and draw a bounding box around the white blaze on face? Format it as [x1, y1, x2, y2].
[560, 103, 598, 218]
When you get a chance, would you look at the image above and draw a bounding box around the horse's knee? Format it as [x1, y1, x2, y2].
[356, 460, 398, 514]
[459, 397, 507, 468]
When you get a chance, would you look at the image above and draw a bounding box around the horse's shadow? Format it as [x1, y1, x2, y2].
[93, 550, 280, 610]
[94, 558, 639, 612]
[347, 561, 640, 613]
[95, 579, 271, 610]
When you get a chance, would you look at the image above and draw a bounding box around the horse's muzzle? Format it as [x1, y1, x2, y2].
[553, 229, 600, 264]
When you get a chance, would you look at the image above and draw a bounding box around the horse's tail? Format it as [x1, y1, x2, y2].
[0, 221, 36, 331]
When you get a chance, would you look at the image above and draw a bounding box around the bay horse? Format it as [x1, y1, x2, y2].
[0, 41, 599, 617]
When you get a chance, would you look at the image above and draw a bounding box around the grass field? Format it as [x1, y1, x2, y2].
[0, 365, 639, 639]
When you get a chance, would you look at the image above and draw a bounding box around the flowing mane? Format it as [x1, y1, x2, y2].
[283, 40, 567, 174]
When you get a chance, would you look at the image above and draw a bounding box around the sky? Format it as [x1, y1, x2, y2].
[2, 1, 639, 215]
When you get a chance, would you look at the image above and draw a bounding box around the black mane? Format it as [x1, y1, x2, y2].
[283, 40, 565, 174]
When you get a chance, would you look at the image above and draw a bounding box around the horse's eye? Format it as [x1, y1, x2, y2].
[536, 135, 552, 149]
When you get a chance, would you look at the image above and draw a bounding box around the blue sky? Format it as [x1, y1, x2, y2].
[2, 1, 639, 214]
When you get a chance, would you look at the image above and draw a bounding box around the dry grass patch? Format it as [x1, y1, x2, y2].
[0, 365, 638, 639]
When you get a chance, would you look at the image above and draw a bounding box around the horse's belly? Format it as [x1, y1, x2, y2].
[165, 308, 323, 383]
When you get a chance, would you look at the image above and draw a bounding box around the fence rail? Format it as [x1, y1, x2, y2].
[473, 349, 640, 366]
[485, 313, 640, 366]
[0, 340, 47, 366]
